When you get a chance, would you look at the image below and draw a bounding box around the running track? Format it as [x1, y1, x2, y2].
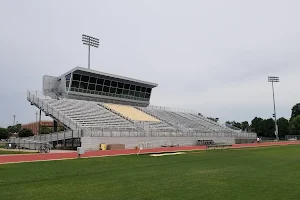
[1, 141, 300, 165]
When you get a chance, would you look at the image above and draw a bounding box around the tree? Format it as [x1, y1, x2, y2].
[260, 118, 275, 137]
[18, 128, 33, 137]
[207, 117, 219, 122]
[7, 124, 22, 133]
[0, 128, 9, 139]
[58, 126, 65, 132]
[289, 115, 300, 135]
[251, 117, 263, 134]
[225, 121, 243, 130]
[40, 126, 53, 134]
[277, 117, 289, 137]
[251, 117, 275, 137]
[241, 121, 250, 131]
[291, 103, 300, 119]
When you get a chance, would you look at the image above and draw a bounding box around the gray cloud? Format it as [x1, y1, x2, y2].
[0, 0, 300, 127]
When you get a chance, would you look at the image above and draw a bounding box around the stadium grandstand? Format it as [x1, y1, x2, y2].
[9, 67, 256, 150]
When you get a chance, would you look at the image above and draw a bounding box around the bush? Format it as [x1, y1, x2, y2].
[0, 128, 9, 139]
[18, 128, 34, 137]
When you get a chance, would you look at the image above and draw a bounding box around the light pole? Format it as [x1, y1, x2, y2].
[268, 76, 279, 140]
[82, 34, 99, 69]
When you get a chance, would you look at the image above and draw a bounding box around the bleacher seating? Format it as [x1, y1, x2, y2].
[17, 90, 257, 151]
[48, 99, 136, 130]
[104, 103, 160, 122]
[28, 91, 238, 134]
[138, 107, 229, 133]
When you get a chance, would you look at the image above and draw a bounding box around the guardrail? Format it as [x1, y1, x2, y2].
[8, 138, 51, 150]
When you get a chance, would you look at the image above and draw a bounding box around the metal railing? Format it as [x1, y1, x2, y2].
[83, 128, 257, 138]
[8, 138, 51, 150]
[285, 135, 300, 140]
[27, 90, 80, 131]
[148, 105, 199, 115]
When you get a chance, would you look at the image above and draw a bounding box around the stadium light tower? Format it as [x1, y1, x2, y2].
[82, 34, 99, 69]
[268, 76, 279, 140]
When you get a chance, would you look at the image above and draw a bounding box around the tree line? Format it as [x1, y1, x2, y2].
[225, 103, 300, 138]
[0, 123, 65, 139]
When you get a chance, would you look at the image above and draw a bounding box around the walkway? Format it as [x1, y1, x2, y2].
[1, 141, 300, 165]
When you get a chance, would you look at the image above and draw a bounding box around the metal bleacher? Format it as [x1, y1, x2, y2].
[9, 91, 256, 150]
[138, 107, 225, 133]
[49, 100, 136, 130]
[104, 103, 177, 132]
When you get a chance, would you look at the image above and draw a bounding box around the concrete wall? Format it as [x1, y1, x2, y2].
[43, 75, 58, 92]
[81, 136, 236, 150]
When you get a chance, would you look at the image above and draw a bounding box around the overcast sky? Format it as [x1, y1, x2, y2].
[0, 0, 300, 127]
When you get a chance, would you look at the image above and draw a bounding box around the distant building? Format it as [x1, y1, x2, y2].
[21, 120, 56, 135]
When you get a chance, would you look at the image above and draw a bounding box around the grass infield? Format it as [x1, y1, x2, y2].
[0, 145, 300, 200]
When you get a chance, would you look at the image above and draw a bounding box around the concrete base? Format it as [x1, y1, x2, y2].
[81, 136, 236, 150]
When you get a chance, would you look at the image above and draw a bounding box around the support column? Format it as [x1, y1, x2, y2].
[38, 109, 41, 135]
[53, 120, 58, 132]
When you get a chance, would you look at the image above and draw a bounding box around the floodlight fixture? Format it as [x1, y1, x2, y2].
[82, 34, 100, 69]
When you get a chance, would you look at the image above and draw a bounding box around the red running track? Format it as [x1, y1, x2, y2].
[1, 141, 300, 165]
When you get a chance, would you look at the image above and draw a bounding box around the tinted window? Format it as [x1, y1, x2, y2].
[140, 92, 146, 98]
[104, 80, 111, 86]
[88, 84, 95, 90]
[71, 81, 80, 88]
[65, 73, 71, 80]
[96, 85, 103, 92]
[73, 74, 81, 81]
[117, 88, 122, 94]
[111, 81, 117, 87]
[81, 75, 89, 82]
[130, 85, 135, 90]
[118, 82, 124, 88]
[135, 91, 140, 97]
[123, 90, 129, 95]
[90, 77, 96, 83]
[129, 91, 135, 96]
[110, 87, 116, 93]
[79, 82, 88, 89]
[97, 78, 104, 85]
[124, 84, 130, 89]
[103, 86, 109, 92]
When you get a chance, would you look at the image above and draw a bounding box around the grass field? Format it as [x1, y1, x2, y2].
[0, 142, 5, 148]
[1, 145, 300, 200]
[0, 149, 35, 155]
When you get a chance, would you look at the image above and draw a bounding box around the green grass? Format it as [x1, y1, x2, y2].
[0, 149, 35, 155]
[0, 143, 5, 148]
[1, 145, 300, 200]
